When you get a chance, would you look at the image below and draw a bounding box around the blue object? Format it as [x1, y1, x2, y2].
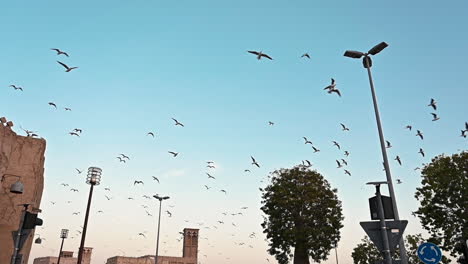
[417, 242, 442, 264]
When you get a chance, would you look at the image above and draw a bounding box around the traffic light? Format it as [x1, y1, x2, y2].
[22, 212, 43, 229]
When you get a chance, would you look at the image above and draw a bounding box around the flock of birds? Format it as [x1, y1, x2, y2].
[6, 47, 468, 264]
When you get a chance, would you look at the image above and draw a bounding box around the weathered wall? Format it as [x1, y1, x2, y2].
[0, 118, 46, 264]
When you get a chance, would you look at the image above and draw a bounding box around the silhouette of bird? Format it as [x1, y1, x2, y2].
[119, 154, 130, 160]
[312, 146, 320, 153]
[332, 141, 341, 149]
[57, 61, 78, 72]
[206, 173, 216, 179]
[416, 130, 424, 140]
[395, 156, 402, 165]
[152, 176, 160, 183]
[73, 129, 83, 133]
[431, 113, 440, 121]
[48, 102, 57, 108]
[70, 188, 79, 192]
[301, 53, 310, 59]
[336, 160, 342, 168]
[171, 118, 184, 127]
[61, 183, 69, 186]
[428, 98, 437, 110]
[134, 180, 144, 185]
[244, 169, 251, 172]
[251, 156, 260, 168]
[303, 137, 313, 145]
[418, 148, 425, 157]
[344, 151, 350, 157]
[168, 151, 178, 157]
[204, 185, 211, 190]
[344, 170, 351, 176]
[51, 48, 69, 57]
[97, 210, 104, 213]
[104, 187, 110, 191]
[324, 78, 336, 90]
[220, 189, 227, 194]
[117, 157, 126, 163]
[396, 179, 402, 184]
[268, 121, 274, 126]
[241, 207, 248, 209]
[127, 197, 134, 200]
[138, 233, 146, 238]
[341, 159, 348, 166]
[72, 212, 80, 215]
[105, 195, 112, 200]
[69, 132, 80, 137]
[340, 123, 349, 131]
[247, 50, 273, 60]
[50, 201, 56, 205]
[405, 125, 412, 130]
[166, 211, 172, 217]
[147, 132, 155, 137]
[207, 165, 216, 169]
[385, 140, 392, 148]
[303, 160, 312, 167]
[9, 85, 23, 91]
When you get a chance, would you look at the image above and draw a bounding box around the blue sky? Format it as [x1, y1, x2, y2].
[1, 0, 467, 263]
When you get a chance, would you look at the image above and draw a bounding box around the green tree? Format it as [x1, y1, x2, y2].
[260, 166, 344, 264]
[414, 151, 468, 258]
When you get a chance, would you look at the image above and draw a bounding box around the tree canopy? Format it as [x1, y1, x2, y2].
[260, 166, 344, 264]
[414, 151, 468, 258]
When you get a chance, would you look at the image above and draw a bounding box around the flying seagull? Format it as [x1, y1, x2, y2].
[138, 233, 146, 238]
[303, 137, 313, 145]
[336, 160, 342, 168]
[76, 168, 83, 174]
[116, 157, 126, 163]
[70, 188, 79, 192]
[119, 154, 130, 160]
[431, 113, 440, 121]
[428, 98, 437, 110]
[418, 148, 425, 157]
[48, 102, 57, 108]
[312, 146, 320, 153]
[51, 48, 69, 57]
[332, 141, 341, 149]
[9, 85, 23, 91]
[396, 179, 402, 184]
[147, 132, 155, 137]
[220, 189, 227, 194]
[168, 151, 178, 157]
[247, 50, 273, 60]
[69, 132, 80, 137]
[416, 130, 424, 140]
[324, 78, 341, 97]
[395, 156, 402, 166]
[134, 180, 144, 186]
[301, 53, 310, 59]
[206, 173, 216, 179]
[171, 118, 184, 127]
[341, 159, 348, 166]
[204, 185, 211, 190]
[251, 156, 260, 168]
[152, 176, 160, 183]
[385, 140, 392, 148]
[344, 151, 350, 157]
[268, 121, 274, 126]
[405, 125, 412, 131]
[64, 107, 72, 111]
[57, 61, 78, 72]
[340, 123, 350, 131]
[344, 169, 351, 176]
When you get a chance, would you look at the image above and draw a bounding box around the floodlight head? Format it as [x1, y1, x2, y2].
[344, 50, 365, 59]
[368, 42, 388, 55]
[61, 229, 69, 238]
[86, 167, 102, 185]
[366, 181, 388, 186]
[162, 196, 170, 200]
[10, 180, 24, 194]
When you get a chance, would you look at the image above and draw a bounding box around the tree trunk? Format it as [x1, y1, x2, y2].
[293, 242, 310, 264]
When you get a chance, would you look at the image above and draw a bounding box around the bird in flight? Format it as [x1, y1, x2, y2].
[138, 233, 146, 238]
[76, 168, 83, 174]
[332, 141, 341, 149]
[171, 118, 184, 127]
[395, 156, 402, 166]
[207, 165, 216, 169]
[340, 123, 350, 131]
[70, 188, 79, 192]
[48, 102, 57, 108]
[206, 173, 216, 179]
[431, 113, 440, 121]
[396, 179, 402, 184]
[204, 185, 211, 190]
[134, 180, 144, 186]
[73, 128, 83, 133]
[341, 159, 348, 166]
[344, 150, 350, 157]
[145, 211, 152, 216]
[51, 48, 69, 57]
[324, 78, 341, 97]
[147, 132, 155, 137]
[416, 130, 424, 140]
[303, 160, 312, 167]
[105, 195, 112, 200]
[312, 146, 320, 153]
[119, 154, 130, 160]
[244, 169, 251, 172]
[9, 85, 23, 91]
[166, 210, 172, 217]
[418, 148, 425, 157]
[268, 121, 274, 126]
[336, 160, 342, 168]
[303, 137, 313, 145]
[428, 98, 437, 110]
[251, 156, 260, 168]
[168, 151, 179, 157]
[220, 189, 227, 194]
[152, 176, 160, 183]
[344, 169, 351, 176]
[61, 183, 69, 186]
[247, 50, 273, 60]
[64, 107, 72, 111]
[104, 187, 110, 191]
[72, 212, 80, 215]
[116, 157, 126, 163]
[405, 125, 412, 131]
[385, 140, 392, 148]
[301, 53, 310, 59]
[69, 132, 80, 137]
[57, 61, 78, 72]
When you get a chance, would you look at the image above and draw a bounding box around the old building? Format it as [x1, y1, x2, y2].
[33, 248, 93, 264]
[106, 228, 199, 264]
[0, 117, 46, 264]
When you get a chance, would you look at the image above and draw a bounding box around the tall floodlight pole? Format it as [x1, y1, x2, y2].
[344, 42, 408, 264]
[77, 167, 102, 264]
[57, 229, 69, 264]
[153, 195, 170, 264]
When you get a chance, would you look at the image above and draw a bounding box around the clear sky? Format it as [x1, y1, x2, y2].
[1, 0, 467, 263]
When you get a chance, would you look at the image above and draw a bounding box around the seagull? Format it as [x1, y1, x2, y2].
[168, 151, 179, 157]
[206, 173, 216, 179]
[147, 132, 155, 137]
[385, 140, 392, 148]
[119, 154, 130, 160]
[48, 102, 57, 108]
[57, 61, 78, 72]
[134, 180, 144, 185]
[69, 132, 80, 137]
[97, 210, 104, 213]
[104, 188, 110, 191]
[405, 125, 412, 131]
[207, 161, 215, 164]
[340, 123, 350, 131]
[431, 113, 440, 121]
[73, 129, 83, 133]
[312, 146, 320, 153]
[416, 130, 424, 140]
[341, 159, 348, 166]
[251, 156, 260, 168]
[152, 176, 160, 183]
[396, 179, 402, 184]
[247, 50, 273, 60]
[70, 188, 79, 192]
[395, 156, 402, 166]
[9, 85, 23, 91]
[207, 165, 216, 169]
[301, 53, 310, 59]
[336, 160, 342, 168]
[303, 137, 313, 145]
[303, 160, 312, 167]
[117, 157, 126, 163]
[72, 212, 80, 215]
[51, 48, 69, 57]
[418, 148, 425, 157]
[332, 141, 341, 149]
[428, 98, 437, 110]
[50, 201, 56, 205]
[145, 211, 152, 216]
[268, 121, 274, 126]
[414, 167, 421, 171]
[60, 183, 69, 186]
[171, 118, 184, 127]
[166, 211, 172, 217]
[344, 151, 350, 157]
[344, 169, 351, 176]
[204, 185, 211, 190]
[220, 189, 227, 194]
[244, 169, 251, 172]
[241, 207, 248, 209]
[323, 78, 336, 91]
[127, 197, 134, 200]
[105, 195, 112, 200]
[138, 233, 146, 238]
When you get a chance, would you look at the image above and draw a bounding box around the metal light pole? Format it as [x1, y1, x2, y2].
[153, 195, 170, 264]
[344, 42, 408, 264]
[334, 247, 339, 264]
[11, 204, 30, 264]
[57, 229, 69, 264]
[77, 167, 102, 264]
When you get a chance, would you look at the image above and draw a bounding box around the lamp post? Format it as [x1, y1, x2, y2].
[57, 229, 69, 264]
[344, 42, 408, 264]
[76, 167, 102, 264]
[153, 194, 170, 264]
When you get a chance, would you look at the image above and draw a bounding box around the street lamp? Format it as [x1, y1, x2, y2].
[1, 175, 24, 194]
[76, 167, 102, 264]
[153, 194, 170, 264]
[57, 229, 69, 264]
[344, 42, 408, 264]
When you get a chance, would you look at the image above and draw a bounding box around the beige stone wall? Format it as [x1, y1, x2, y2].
[106, 255, 196, 264]
[0, 118, 46, 264]
[33, 256, 78, 264]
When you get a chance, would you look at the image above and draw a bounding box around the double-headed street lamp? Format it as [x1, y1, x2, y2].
[153, 194, 170, 264]
[57, 229, 69, 264]
[77, 167, 102, 264]
[344, 42, 408, 264]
